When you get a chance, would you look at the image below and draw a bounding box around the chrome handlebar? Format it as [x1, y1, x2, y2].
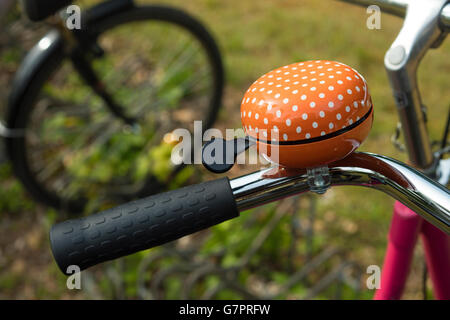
[48, 152, 450, 274]
[230, 152, 450, 234]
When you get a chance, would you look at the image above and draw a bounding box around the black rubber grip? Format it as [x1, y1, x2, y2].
[50, 178, 238, 274]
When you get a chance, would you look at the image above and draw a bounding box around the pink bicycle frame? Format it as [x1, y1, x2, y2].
[374, 202, 450, 300]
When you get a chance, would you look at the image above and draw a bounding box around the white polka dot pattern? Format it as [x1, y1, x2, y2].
[241, 60, 371, 141]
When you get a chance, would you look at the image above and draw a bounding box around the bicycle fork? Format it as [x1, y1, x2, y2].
[374, 201, 450, 300]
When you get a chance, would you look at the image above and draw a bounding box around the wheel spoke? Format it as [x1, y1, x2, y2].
[20, 14, 220, 210]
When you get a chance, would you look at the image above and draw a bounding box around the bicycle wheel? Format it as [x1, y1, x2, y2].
[6, 5, 224, 213]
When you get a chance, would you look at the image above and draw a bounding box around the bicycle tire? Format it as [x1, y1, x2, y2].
[5, 4, 224, 214]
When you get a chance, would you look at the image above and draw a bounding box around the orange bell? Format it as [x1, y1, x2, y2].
[240, 60, 374, 168]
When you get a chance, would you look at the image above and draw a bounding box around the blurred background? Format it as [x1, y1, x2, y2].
[0, 0, 449, 299]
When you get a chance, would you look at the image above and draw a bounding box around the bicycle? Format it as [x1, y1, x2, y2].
[49, 0, 450, 300]
[1, 0, 224, 213]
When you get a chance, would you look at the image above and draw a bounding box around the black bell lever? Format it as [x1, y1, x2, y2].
[202, 136, 256, 173]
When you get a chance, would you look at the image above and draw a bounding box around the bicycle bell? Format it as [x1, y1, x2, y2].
[202, 60, 374, 172]
[240, 60, 374, 168]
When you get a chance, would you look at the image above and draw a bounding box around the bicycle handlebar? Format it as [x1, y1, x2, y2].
[231, 152, 450, 231]
[50, 152, 450, 274]
[50, 1, 450, 275]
